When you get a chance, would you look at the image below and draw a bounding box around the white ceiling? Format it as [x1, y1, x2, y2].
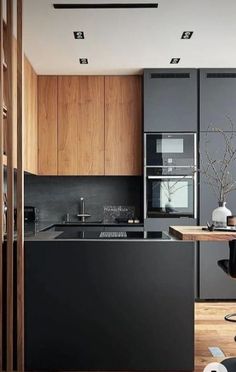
[23, 0, 236, 75]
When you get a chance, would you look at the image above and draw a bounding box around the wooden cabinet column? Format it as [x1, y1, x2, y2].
[105, 76, 142, 175]
[38, 76, 58, 175]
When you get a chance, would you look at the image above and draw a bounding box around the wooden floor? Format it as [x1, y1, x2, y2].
[195, 302, 236, 372]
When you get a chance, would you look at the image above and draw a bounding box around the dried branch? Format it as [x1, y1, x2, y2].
[200, 117, 236, 203]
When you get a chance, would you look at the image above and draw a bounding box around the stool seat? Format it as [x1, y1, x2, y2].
[221, 357, 236, 371]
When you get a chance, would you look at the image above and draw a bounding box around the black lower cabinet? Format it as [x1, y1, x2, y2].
[25, 240, 194, 371]
[199, 241, 236, 299]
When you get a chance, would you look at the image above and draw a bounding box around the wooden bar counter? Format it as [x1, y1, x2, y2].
[169, 226, 236, 241]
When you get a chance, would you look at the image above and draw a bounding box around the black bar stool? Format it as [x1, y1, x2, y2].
[217, 239, 236, 371]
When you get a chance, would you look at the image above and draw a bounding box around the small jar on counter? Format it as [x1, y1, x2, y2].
[227, 215, 236, 227]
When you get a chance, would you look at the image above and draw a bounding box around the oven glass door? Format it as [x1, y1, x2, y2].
[146, 175, 194, 217]
[146, 133, 195, 166]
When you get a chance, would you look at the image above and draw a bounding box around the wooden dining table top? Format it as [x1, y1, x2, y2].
[169, 226, 236, 241]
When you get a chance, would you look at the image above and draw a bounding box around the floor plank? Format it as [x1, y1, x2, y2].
[195, 302, 236, 372]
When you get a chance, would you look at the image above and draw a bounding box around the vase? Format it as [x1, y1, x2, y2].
[212, 202, 232, 227]
[165, 198, 175, 213]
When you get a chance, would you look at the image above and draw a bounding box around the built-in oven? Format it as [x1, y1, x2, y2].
[144, 133, 197, 219]
[145, 167, 197, 218]
[145, 133, 196, 166]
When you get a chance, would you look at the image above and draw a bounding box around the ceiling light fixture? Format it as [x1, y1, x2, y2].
[181, 31, 193, 39]
[170, 58, 180, 64]
[79, 58, 88, 64]
[53, 3, 158, 9]
[74, 31, 85, 39]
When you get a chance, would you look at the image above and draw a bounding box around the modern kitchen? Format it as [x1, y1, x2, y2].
[1, 1, 236, 372]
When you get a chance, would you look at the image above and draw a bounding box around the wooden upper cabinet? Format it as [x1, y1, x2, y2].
[38, 76, 58, 175]
[77, 76, 104, 175]
[24, 56, 38, 174]
[8, 38, 38, 172]
[58, 76, 105, 175]
[58, 77, 79, 175]
[38, 75, 142, 176]
[105, 76, 142, 175]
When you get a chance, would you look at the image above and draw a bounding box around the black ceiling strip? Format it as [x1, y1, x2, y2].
[53, 3, 158, 9]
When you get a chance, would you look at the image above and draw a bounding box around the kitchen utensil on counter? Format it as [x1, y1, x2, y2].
[115, 217, 140, 224]
[24, 206, 39, 222]
[77, 197, 91, 222]
[227, 215, 236, 227]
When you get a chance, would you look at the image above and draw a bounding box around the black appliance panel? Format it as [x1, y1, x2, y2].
[146, 174, 194, 218]
[146, 133, 195, 166]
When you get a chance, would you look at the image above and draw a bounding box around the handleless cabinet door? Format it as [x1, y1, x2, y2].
[58, 76, 105, 175]
[199, 131, 236, 225]
[199, 132, 236, 299]
[105, 76, 142, 175]
[200, 69, 236, 131]
[77, 76, 104, 175]
[144, 69, 197, 132]
[38, 76, 58, 175]
[58, 77, 79, 175]
[24, 56, 38, 174]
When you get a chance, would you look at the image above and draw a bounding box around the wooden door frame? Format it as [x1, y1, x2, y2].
[17, 0, 24, 370]
[0, 1, 24, 371]
[0, 0, 3, 370]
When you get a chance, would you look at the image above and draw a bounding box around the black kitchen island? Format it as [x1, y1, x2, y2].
[25, 229, 195, 371]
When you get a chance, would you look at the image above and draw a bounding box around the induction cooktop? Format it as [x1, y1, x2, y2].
[55, 231, 171, 240]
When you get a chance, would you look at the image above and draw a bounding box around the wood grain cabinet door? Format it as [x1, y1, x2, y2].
[24, 57, 38, 174]
[105, 76, 142, 176]
[58, 77, 79, 175]
[58, 76, 105, 175]
[38, 76, 58, 175]
[77, 76, 104, 175]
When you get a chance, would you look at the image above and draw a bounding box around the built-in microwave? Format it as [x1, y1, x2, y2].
[145, 133, 197, 167]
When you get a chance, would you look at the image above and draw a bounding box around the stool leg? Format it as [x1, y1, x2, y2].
[225, 313, 236, 322]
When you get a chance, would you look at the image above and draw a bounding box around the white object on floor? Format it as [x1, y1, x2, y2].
[203, 362, 228, 372]
[208, 346, 225, 357]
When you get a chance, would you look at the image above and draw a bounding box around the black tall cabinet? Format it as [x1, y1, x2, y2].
[143, 68, 236, 299]
[143, 68, 198, 233]
[199, 69, 236, 299]
[200, 69, 236, 131]
[144, 69, 197, 132]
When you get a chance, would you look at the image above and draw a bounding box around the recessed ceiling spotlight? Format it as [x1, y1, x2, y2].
[79, 58, 88, 64]
[74, 31, 84, 39]
[181, 31, 193, 39]
[170, 58, 180, 64]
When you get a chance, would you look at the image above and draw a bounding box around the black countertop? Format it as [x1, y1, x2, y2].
[55, 230, 171, 240]
[25, 220, 143, 230]
[24, 221, 151, 241]
[24, 221, 176, 241]
[25, 221, 143, 235]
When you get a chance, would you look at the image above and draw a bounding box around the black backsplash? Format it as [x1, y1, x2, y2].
[24, 175, 143, 223]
